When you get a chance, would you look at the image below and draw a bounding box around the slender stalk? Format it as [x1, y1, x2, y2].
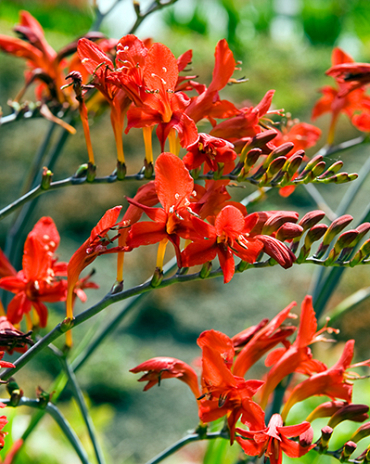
[61, 359, 106, 464]
[129, 0, 179, 34]
[1, 397, 91, 464]
[144, 431, 225, 464]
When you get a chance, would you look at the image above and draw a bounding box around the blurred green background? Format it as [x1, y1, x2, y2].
[1, 0, 370, 463]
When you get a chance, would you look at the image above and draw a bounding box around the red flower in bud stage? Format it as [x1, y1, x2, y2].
[130, 357, 200, 399]
[183, 133, 237, 174]
[312, 48, 370, 143]
[232, 302, 297, 377]
[185, 39, 239, 125]
[198, 330, 265, 443]
[126, 153, 201, 268]
[236, 414, 314, 464]
[259, 296, 328, 409]
[182, 205, 264, 283]
[0, 217, 67, 328]
[125, 43, 198, 151]
[281, 339, 369, 421]
[210, 90, 277, 142]
[66, 206, 125, 323]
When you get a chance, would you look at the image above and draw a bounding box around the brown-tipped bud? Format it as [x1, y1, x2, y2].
[262, 212, 299, 235]
[350, 422, 370, 443]
[356, 223, 370, 240]
[133, 0, 140, 15]
[200, 261, 212, 279]
[151, 267, 163, 288]
[266, 156, 287, 176]
[296, 154, 324, 180]
[285, 151, 304, 177]
[323, 215, 353, 246]
[245, 148, 262, 167]
[350, 238, 370, 266]
[41, 167, 53, 190]
[312, 161, 326, 177]
[328, 404, 369, 429]
[250, 129, 278, 148]
[318, 160, 344, 178]
[86, 162, 96, 182]
[117, 161, 126, 180]
[263, 142, 294, 169]
[335, 230, 359, 252]
[299, 210, 326, 231]
[6, 378, 23, 407]
[60, 317, 75, 333]
[299, 426, 314, 448]
[306, 401, 347, 422]
[276, 223, 304, 241]
[144, 159, 154, 179]
[305, 224, 328, 248]
[111, 280, 124, 294]
[319, 426, 333, 452]
[340, 441, 357, 461]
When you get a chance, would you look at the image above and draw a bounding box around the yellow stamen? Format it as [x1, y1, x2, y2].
[0, 301, 5, 317]
[168, 128, 179, 156]
[65, 287, 74, 347]
[116, 233, 126, 282]
[79, 102, 95, 165]
[156, 238, 169, 271]
[32, 309, 39, 326]
[143, 126, 154, 165]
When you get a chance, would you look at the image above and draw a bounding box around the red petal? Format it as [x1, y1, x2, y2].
[295, 296, 317, 348]
[208, 39, 236, 93]
[78, 38, 114, 75]
[144, 43, 178, 91]
[217, 244, 235, 283]
[126, 222, 166, 248]
[215, 205, 245, 236]
[90, 206, 122, 241]
[181, 240, 217, 267]
[28, 216, 60, 252]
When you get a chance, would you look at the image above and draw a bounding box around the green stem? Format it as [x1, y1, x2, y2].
[144, 431, 225, 464]
[129, 0, 179, 34]
[1, 397, 91, 464]
[61, 359, 105, 464]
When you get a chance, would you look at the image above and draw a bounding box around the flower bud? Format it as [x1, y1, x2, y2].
[299, 426, 314, 448]
[6, 378, 23, 407]
[276, 223, 304, 241]
[296, 154, 324, 180]
[151, 267, 163, 288]
[263, 142, 294, 169]
[286, 152, 304, 178]
[328, 404, 369, 429]
[110, 280, 124, 294]
[350, 422, 370, 443]
[312, 161, 326, 176]
[144, 159, 154, 179]
[318, 425, 333, 452]
[73, 163, 89, 179]
[299, 210, 325, 231]
[340, 441, 357, 461]
[318, 160, 344, 178]
[116, 160, 126, 180]
[86, 162, 96, 182]
[322, 215, 353, 246]
[306, 401, 347, 422]
[350, 239, 370, 266]
[41, 167, 53, 190]
[266, 156, 287, 176]
[262, 212, 299, 235]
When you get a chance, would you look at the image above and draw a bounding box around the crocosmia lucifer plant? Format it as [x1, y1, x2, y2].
[1, 2, 370, 464]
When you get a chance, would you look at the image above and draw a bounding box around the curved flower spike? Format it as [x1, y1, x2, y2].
[130, 357, 200, 399]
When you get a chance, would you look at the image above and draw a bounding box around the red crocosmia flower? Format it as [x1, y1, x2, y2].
[130, 357, 201, 399]
[183, 133, 236, 174]
[326, 61, 370, 96]
[312, 48, 370, 144]
[66, 206, 125, 324]
[185, 39, 239, 125]
[281, 339, 368, 421]
[126, 153, 199, 268]
[259, 296, 328, 409]
[0, 217, 67, 328]
[73, 271, 99, 304]
[0, 415, 9, 449]
[236, 414, 314, 464]
[182, 206, 264, 283]
[232, 302, 297, 377]
[189, 180, 234, 221]
[198, 331, 265, 443]
[125, 43, 198, 151]
[210, 90, 276, 142]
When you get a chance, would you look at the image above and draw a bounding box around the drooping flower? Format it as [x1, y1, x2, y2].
[130, 357, 200, 399]
[0, 217, 67, 329]
[237, 414, 314, 464]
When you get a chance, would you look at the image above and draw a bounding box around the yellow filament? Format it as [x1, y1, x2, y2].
[0, 301, 5, 317]
[184, 239, 191, 249]
[116, 252, 125, 282]
[32, 309, 39, 326]
[79, 103, 95, 165]
[168, 128, 179, 156]
[65, 287, 74, 347]
[156, 239, 169, 270]
[25, 312, 33, 332]
[143, 126, 154, 164]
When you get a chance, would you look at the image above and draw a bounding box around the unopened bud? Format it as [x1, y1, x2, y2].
[262, 212, 299, 235]
[312, 161, 326, 177]
[73, 163, 88, 179]
[286, 152, 304, 177]
[299, 426, 314, 448]
[250, 129, 278, 148]
[36, 386, 53, 409]
[328, 404, 369, 429]
[296, 154, 323, 180]
[350, 422, 370, 443]
[340, 441, 357, 461]
[299, 210, 325, 231]
[144, 159, 154, 179]
[263, 142, 294, 169]
[276, 223, 304, 241]
[305, 224, 328, 248]
[350, 239, 370, 266]
[322, 215, 353, 246]
[266, 156, 287, 176]
[244, 148, 262, 167]
[318, 160, 344, 178]
[306, 401, 347, 422]
[151, 267, 163, 287]
[60, 317, 75, 333]
[41, 167, 53, 190]
[111, 280, 124, 294]
[86, 162, 96, 182]
[6, 378, 23, 407]
[319, 426, 333, 452]
[200, 261, 212, 279]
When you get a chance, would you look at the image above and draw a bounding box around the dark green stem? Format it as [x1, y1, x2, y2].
[129, 0, 179, 34]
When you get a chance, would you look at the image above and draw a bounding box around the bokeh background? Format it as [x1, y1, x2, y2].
[1, 0, 370, 462]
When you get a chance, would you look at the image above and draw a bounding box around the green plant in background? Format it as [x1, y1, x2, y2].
[0, 1, 370, 463]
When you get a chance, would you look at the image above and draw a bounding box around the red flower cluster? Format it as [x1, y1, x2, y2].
[131, 296, 370, 461]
